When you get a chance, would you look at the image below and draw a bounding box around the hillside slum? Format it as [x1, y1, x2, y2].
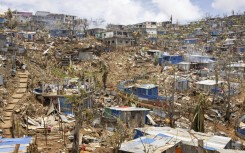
[0, 10, 245, 153]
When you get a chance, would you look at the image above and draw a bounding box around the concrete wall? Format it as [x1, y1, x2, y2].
[122, 111, 147, 127]
[78, 52, 93, 61]
[104, 38, 133, 46]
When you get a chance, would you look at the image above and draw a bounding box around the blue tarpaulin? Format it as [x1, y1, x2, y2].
[157, 133, 170, 137]
[160, 55, 184, 65]
[0, 137, 32, 152]
[0, 137, 32, 146]
[0, 18, 5, 23]
[59, 97, 73, 115]
[138, 138, 155, 144]
[0, 146, 27, 152]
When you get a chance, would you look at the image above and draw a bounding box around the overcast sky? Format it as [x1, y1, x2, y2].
[0, 0, 245, 25]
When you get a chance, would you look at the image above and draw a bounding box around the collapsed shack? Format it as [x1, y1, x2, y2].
[131, 127, 237, 153]
[33, 77, 93, 113]
[103, 106, 150, 128]
[236, 114, 245, 140]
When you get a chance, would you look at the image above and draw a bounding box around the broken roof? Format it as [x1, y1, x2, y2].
[195, 80, 224, 85]
[135, 127, 232, 151]
[109, 106, 150, 112]
[228, 63, 245, 68]
[136, 84, 158, 89]
[120, 135, 180, 153]
[216, 149, 245, 153]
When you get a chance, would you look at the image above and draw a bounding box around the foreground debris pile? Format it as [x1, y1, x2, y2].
[0, 10, 245, 153]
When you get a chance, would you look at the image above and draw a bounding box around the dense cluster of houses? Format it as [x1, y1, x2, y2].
[0, 9, 245, 153]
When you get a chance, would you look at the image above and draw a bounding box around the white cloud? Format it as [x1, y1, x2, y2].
[153, 0, 203, 22]
[212, 0, 245, 12]
[0, 0, 203, 25]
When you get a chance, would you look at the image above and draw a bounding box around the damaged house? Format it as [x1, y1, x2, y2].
[33, 78, 93, 115]
[120, 83, 166, 101]
[184, 38, 199, 44]
[0, 34, 7, 52]
[0, 13, 5, 29]
[185, 54, 216, 70]
[86, 28, 105, 37]
[132, 127, 233, 153]
[49, 29, 73, 37]
[77, 47, 96, 61]
[104, 106, 150, 127]
[120, 134, 181, 153]
[195, 80, 224, 93]
[159, 54, 184, 65]
[102, 30, 134, 47]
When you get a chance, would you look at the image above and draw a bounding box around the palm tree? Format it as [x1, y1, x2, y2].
[191, 94, 205, 132]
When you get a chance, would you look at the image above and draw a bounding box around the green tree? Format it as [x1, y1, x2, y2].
[5, 8, 17, 29]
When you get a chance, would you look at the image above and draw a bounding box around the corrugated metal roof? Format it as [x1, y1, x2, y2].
[109, 106, 150, 112]
[217, 149, 245, 153]
[0, 137, 32, 153]
[136, 84, 157, 89]
[195, 80, 224, 85]
[120, 135, 180, 153]
[136, 127, 231, 151]
[229, 63, 245, 68]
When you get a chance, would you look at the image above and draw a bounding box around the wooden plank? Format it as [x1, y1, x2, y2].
[19, 78, 28, 83]
[4, 116, 11, 120]
[9, 99, 19, 104]
[5, 104, 16, 110]
[12, 93, 24, 99]
[16, 88, 26, 94]
[4, 112, 12, 117]
[17, 72, 28, 75]
[3, 129, 12, 137]
[19, 83, 27, 88]
[1, 120, 12, 128]
[19, 75, 28, 78]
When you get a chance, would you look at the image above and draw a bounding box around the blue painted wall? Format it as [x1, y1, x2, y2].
[160, 55, 183, 65]
[59, 97, 73, 115]
[0, 18, 5, 23]
[184, 39, 198, 44]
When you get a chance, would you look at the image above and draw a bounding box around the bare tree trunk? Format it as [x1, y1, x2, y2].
[225, 53, 231, 121]
[71, 121, 80, 153]
[71, 104, 82, 153]
[170, 67, 176, 127]
[212, 68, 218, 105]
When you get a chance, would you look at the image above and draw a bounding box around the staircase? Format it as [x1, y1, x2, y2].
[0, 71, 28, 138]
